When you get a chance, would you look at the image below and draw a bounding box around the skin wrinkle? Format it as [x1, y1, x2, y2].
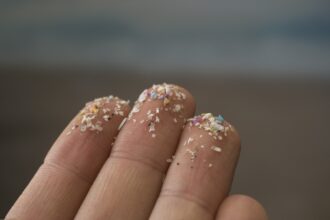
[41, 160, 93, 185]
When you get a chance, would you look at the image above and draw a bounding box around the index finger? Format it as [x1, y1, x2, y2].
[6, 95, 130, 220]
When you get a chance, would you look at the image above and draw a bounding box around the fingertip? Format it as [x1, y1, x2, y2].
[217, 194, 268, 220]
[186, 113, 240, 150]
[169, 84, 196, 117]
[142, 83, 196, 118]
[67, 95, 131, 135]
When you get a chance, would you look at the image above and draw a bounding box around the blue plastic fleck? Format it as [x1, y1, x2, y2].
[216, 115, 224, 122]
[150, 92, 158, 100]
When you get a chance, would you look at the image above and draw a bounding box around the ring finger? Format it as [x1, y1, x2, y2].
[150, 113, 241, 220]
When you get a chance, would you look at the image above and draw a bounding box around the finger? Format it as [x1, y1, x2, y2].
[75, 83, 195, 220]
[150, 113, 241, 220]
[216, 194, 268, 220]
[6, 96, 130, 220]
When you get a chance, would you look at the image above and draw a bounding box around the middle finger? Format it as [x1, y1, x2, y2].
[75, 83, 195, 220]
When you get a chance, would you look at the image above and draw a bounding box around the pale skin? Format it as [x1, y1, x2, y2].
[6, 84, 268, 220]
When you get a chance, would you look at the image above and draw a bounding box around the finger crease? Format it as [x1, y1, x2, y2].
[160, 189, 215, 217]
[42, 160, 92, 185]
[109, 150, 166, 174]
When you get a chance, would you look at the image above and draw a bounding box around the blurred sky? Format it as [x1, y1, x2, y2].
[0, 0, 330, 75]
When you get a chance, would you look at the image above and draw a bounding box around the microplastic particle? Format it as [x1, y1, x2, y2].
[211, 146, 222, 152]
[118, 117, 127, 130]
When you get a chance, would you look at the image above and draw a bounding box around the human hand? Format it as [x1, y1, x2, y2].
[6, 83, 267, 220]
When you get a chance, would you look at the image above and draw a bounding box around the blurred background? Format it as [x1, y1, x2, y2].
[0, 0, 329, 219]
